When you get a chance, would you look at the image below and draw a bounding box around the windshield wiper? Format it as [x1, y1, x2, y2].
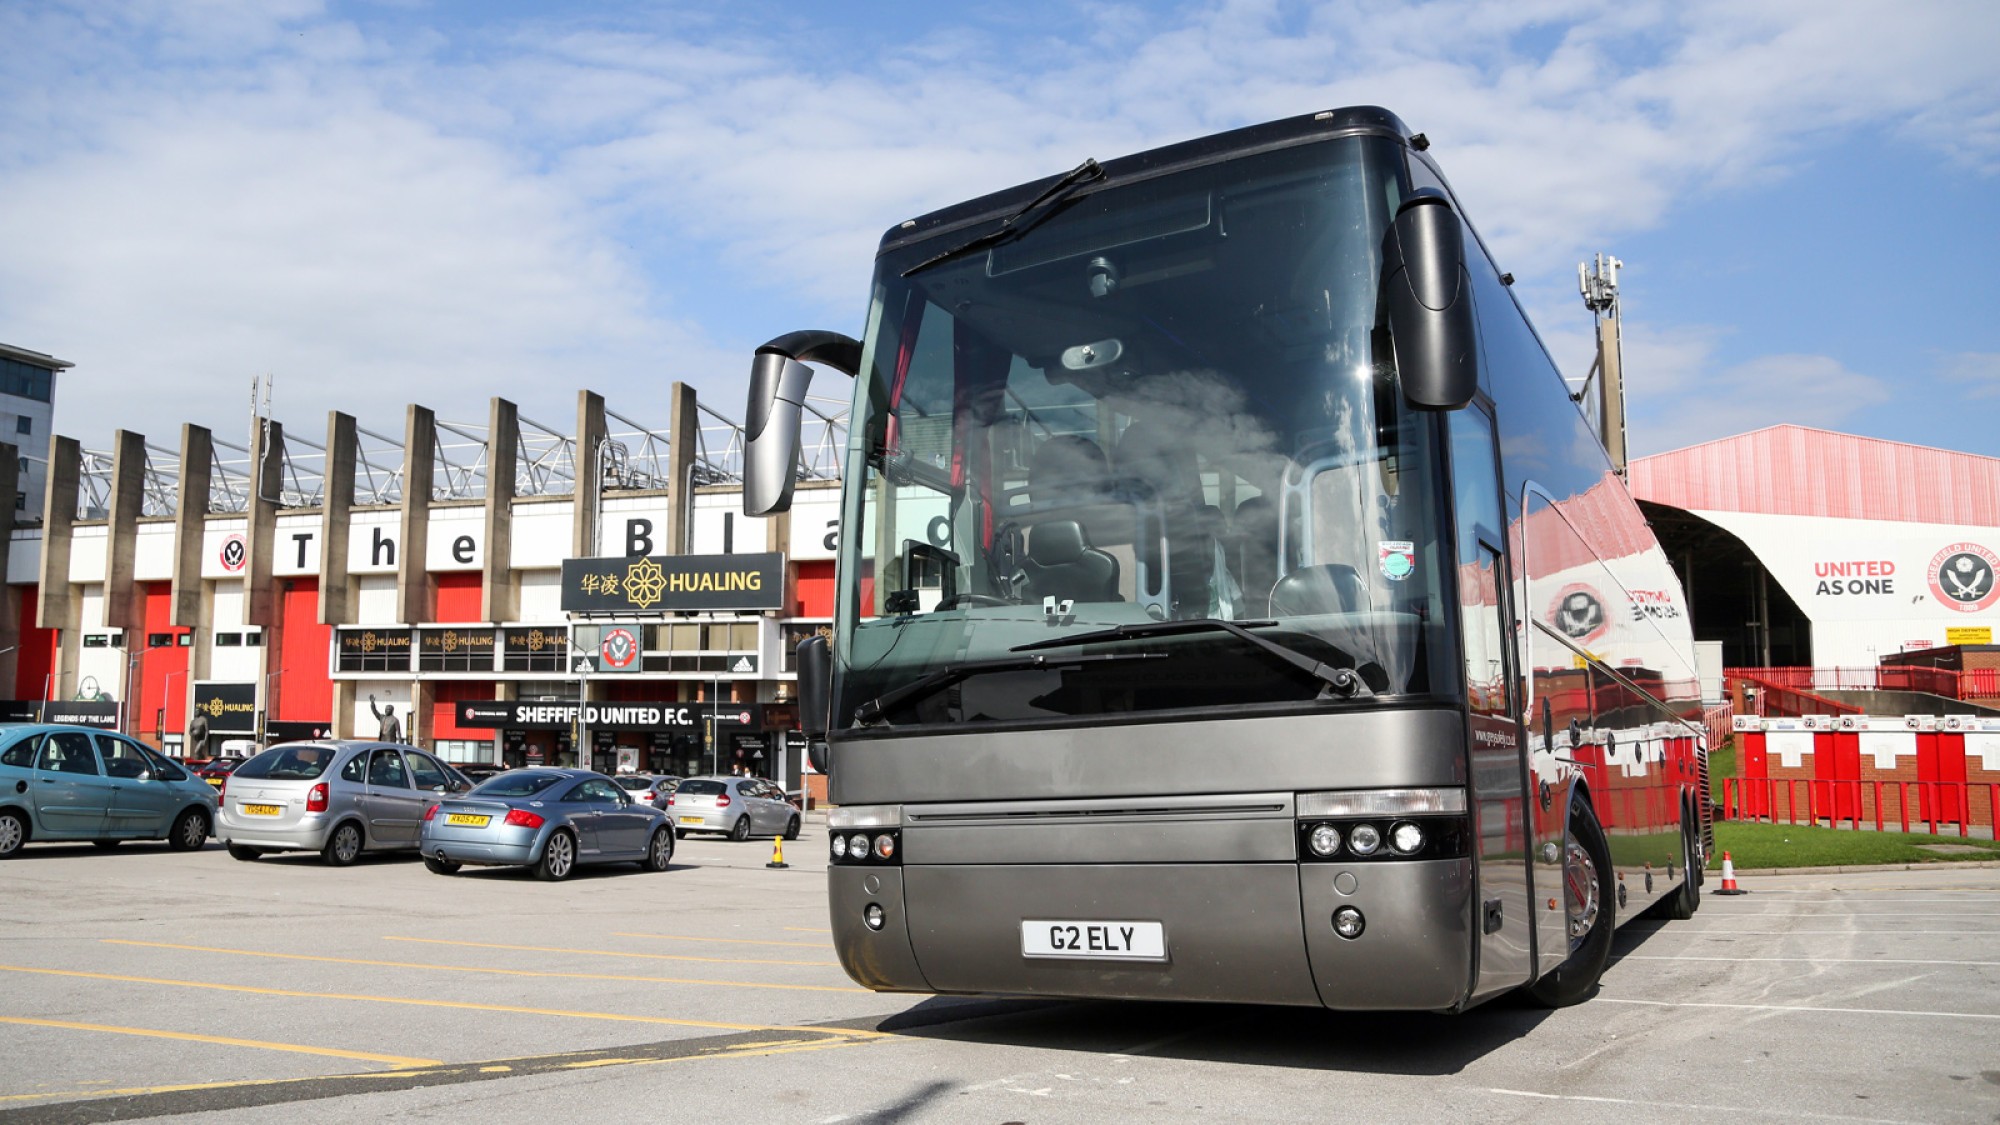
[1012, 619, 1373, 700]
[852, 650, 1164, 726]
[901, 158, 1105, 278]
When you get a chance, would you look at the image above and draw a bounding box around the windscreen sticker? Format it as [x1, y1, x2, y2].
[1379, 541, 1416, 582]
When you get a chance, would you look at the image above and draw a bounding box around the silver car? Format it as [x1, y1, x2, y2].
[0, 725, 217, 857]
[217, 741, 470, 866]
[612, 773, 678, 810]
[665, 776, 800, 842]
[418, 769, 674, 880]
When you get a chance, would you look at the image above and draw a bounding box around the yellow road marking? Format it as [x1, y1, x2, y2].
[104, 940, 863, 995]
[384, 935, 836, 966]
[0, 1069, 410, 1105]
[0, 1017, 439, 1069]
[612, 932, 830, 949]
[0, 963, 885, 1033]
[0, 1029, 889, 1106]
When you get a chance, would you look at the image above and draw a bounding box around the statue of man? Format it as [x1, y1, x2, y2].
[187, 711, 211, 759]
[368, 694, 403, 743]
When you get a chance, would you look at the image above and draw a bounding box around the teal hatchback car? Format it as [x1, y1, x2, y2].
[0, 725, 217, 857]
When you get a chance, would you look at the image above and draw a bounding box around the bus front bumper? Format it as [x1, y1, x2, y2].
[830, 859, 1474, 1011]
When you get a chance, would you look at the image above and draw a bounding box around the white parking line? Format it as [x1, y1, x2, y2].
[1671, 928, 2000, 935]
[1487, 1085, 1929, 1124]
[1599, 997, 2000, 1020]
[1700, 912, 2000, 917]
[1624, 953, 2000, 966]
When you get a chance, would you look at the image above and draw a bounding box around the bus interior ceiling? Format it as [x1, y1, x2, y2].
[1639, 500, 1811, 668]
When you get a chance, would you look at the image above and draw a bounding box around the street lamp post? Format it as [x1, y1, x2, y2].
[263, 669, 284, 747]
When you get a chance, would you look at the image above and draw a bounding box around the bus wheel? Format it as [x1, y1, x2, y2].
[1528, 796, 1615, 1008]
[1667, 816, 1700, 920]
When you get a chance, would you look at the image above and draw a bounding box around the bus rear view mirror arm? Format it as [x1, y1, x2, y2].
[1380, 189, 1478, 410]
[744, 330, 862, 516]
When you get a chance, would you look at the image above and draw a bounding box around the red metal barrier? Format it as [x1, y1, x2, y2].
[1721, 778, 2000, 838]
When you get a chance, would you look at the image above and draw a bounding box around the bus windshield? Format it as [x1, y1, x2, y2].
[836, 134, 1453, 730]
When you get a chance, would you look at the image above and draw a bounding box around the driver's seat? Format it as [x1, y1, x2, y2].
[1019, 520, 1120, 605]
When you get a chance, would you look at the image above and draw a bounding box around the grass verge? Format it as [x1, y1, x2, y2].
[1707, 738, 1734, 806]
[1711, 820, 2000, 870]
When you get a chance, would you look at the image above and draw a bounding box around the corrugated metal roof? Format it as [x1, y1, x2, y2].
[1629, 425, 2000, 525]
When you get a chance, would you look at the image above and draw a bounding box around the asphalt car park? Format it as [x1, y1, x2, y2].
[1, 828, 1996, 1124]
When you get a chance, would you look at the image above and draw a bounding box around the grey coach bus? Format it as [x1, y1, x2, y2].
[743, 106, 1708, 1011]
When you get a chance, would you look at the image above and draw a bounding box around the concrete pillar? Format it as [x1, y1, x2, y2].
[412, 680, 435, 749]
[572, 391, 607, 558]
[0, 441, 18, 691]
[36, 435, 80, 631]
[318, 412, 357, 626]
[482, 397, 519, 622]
[331, 680, 356, 739]
[244, 420, 283, 627]
[665, 382, 699, 555]
[169, 425, 212, 628]
[397, 405, 435, 624]
[103, 430, 148, 640]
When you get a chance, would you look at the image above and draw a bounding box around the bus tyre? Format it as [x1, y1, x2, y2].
[1667, 817, 1700, 920]
[1528, 797, 1615, 1009]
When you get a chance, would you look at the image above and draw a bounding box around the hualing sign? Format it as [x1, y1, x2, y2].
[561, 552, 784, 614]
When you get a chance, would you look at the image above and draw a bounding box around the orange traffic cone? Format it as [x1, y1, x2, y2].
[1714, 850, 1746, 895]
[766, 836, 789, 870]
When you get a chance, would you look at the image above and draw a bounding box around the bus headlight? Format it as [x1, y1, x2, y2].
[1348, 823, 1382, 856]
[849, 834, 870, 858]
[1307, 823, 1341, 857]
[831, 834, 848, 859]
[1390, 822, 1425, 855]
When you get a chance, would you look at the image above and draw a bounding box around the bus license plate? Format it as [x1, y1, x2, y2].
[1021, 920, 1166, 961]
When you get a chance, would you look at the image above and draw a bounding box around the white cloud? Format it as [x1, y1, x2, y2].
[1622, 327, 1893, 455]
[1, 0, 1996, 454]
[1941, 352, 2000, 399]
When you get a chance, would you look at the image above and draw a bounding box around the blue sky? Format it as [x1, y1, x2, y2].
[2, 0, 1996, 460]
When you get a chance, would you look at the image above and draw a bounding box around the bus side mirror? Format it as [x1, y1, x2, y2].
[1380, 190, 1478, 410]
[797, 634, 833, 773]
[744, 330, 862, 516]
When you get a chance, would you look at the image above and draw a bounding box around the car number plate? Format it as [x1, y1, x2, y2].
[445, 813, 490, 827]
[679, 815, 705, 825]
[206, 778, 224, 788]
[1021, 920, 1166, 961]
[241, 803, 282, 817]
